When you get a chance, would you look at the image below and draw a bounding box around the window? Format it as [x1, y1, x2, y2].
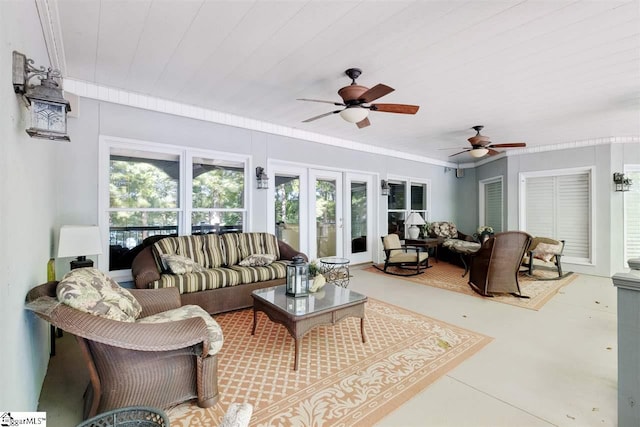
[520, 168, 592, 264]
[102, 139, 248, 274]
[479, 177, 503, 232]
[191, 156, 245, 234]
[625, 168, 640, 265]
[387, 178, 430, 238]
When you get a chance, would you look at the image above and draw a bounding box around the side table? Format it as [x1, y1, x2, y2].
[405, 237, 442, 263]
[319, 257, 350, 287]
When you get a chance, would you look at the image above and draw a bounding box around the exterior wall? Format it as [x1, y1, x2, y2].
[58, 98, 459, 271]
[0, 1, 58, 411]
[506, 143, 640, 277]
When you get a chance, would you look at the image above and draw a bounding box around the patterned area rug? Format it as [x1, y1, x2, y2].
[167, 299, 492, 426]
[365, 262, 577, 310]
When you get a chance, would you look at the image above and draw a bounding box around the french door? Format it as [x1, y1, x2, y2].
[345, 173, 373, 264]
[269, 164, 374, 263]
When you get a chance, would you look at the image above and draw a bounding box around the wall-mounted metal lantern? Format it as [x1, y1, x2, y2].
[613, 172, 633, 192]
[381, 179, 390, 196]
[12, 51, 71, 141]
[256, 166, 269, 189]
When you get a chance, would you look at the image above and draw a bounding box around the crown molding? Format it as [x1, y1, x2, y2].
[35, 0, 66, 75]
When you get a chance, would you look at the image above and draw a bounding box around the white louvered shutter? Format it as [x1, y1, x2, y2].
[525, 176, 555, 237]
[484, 180, 503, 232]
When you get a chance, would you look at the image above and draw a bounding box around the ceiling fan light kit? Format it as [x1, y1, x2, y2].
[299, 68, 419, 128]
[446, 125, 527, 159]
[340, 106, 368, 123]
[470, 148, 489, 158]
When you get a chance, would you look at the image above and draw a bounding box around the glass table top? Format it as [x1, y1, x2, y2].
[319, 257, 350, 265]
[252, 284, 366, 316]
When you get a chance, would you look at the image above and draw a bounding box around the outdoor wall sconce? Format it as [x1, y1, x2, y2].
[12, 51, 71, 141]
[613, 172, 633, 192]
[381, 179, 390, 196]
[256, 166, 269, 189]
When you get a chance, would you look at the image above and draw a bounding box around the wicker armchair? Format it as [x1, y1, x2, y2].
[468, 231, 532, 297]
[26, 282, 219, 420]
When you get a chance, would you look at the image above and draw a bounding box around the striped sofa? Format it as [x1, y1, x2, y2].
[131, 232, 306, 314]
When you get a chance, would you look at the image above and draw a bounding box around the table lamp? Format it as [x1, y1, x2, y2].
[57, 225, 103, 270]
[405, 212, 426, 239]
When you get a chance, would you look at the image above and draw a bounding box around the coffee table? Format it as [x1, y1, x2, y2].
[251, 284, 367, 370]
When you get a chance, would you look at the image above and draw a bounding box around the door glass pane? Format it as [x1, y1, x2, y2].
[275, 174, 300, 251]
[316, 179, 337, 258]
[351, 181, 367, 254]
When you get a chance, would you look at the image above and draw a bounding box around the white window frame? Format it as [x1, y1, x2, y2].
[99, 135, 250, 281]
[387, 175, 432, 239]
[479, 176, 503, 233]
[518, 166, 595, 266]
[624, 165, 640, 266]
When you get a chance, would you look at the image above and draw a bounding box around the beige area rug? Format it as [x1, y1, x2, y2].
[167, 299, 492, 426]
[365, 261, 577, 311]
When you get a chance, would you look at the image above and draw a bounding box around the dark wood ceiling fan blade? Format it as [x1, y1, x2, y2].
[449, 149, 471, 157]
[487, 148, 501, 156]
[297, 98, 345, 106]
[488, 143, 526, 148]
[356, 117, 371, 128]
[302, 110, 341, 122]
[359, 84, 394, 103]
[370, 103, 419, 114]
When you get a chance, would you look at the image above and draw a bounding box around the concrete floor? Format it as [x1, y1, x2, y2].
[39, 266, 617, 426]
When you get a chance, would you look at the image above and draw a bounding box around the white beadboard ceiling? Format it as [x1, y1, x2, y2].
[49, 0, 640, 162]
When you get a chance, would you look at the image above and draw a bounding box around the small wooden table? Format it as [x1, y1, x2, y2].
[405, 237, 442, 263]
[251, 284, 367, 370]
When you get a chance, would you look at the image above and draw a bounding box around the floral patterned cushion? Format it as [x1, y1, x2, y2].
[137, 305, 224, 355]
[428, 221, 459, 239]
[238, 253, 277, 267]
[56, 267, 142, 322]
[161, 254, 206, 274]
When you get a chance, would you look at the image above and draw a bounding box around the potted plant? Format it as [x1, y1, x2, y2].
[476, 225, 494, 243]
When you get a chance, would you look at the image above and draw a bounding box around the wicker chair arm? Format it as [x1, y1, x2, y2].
[129, 287, 182, 317]
[42, 303, 211, 356]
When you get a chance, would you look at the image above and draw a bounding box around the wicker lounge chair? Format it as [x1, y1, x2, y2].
[468, 231, 532, 297]
[26, 279, 220, 420]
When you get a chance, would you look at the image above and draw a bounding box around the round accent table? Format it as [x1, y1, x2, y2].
[319, 257, 351, 288]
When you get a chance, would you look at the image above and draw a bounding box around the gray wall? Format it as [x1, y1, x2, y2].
[0, 1, 58, 411]
[57, 99, 459, 270]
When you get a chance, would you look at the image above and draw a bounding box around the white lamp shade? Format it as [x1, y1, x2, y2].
[339, 107, 369, 123]
[405, 212, 426, 226]
[57, 225, 103, 258]
[470, 148, 489, 158]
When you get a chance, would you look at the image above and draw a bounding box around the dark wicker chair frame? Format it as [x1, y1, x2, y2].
[375, 235, 430, 276]
[26, 283, 219, 420]
[468, 231, 532, 298]
[521, 237, 566, 278]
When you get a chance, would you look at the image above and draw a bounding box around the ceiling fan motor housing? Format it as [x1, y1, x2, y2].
[338, 85, 369, 105]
